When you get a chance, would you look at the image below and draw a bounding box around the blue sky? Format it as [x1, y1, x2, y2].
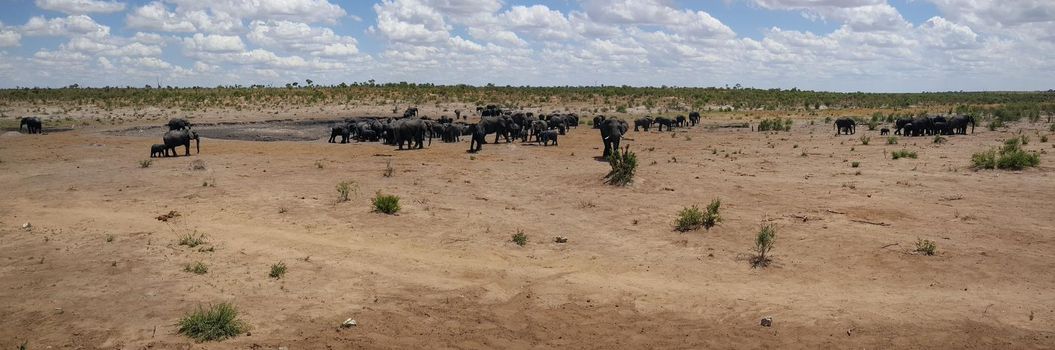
[0, 0, 1052, 91]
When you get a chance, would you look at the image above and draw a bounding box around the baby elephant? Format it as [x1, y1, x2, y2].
[538, 130, 559, 146]
[880, 128, 890, 135]
[150, 143, 167, 158]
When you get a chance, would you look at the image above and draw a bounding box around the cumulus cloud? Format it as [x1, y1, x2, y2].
[0, 30, 21, 47]
[183, 33, 245, 53]
[22, 15, 110, 37]
[35, 0, 125, 14]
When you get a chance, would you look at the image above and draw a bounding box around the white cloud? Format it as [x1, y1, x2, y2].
[22, 15, 110, 37]
[0, 30, 21, 47]
[247, 20, 359, 56]
[183, 33, 245, 53]
[370, 0, 450, 44]
[35, 0, 125, 14]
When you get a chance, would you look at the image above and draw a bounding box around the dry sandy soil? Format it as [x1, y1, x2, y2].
[1, 107, 1054, 349]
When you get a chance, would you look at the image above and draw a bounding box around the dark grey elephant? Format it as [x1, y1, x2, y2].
[537, 130, 558, 146]
[548, 115, 568, 135]
[600, 118, 629, 158]
[834, 118, 856, 135]
[675, 115, 687, 127]
[948, 115, 976, 135]
[468, 124, 486, 153]
[634, 117, 653, 132]
[19, 117, 42, 134]
[329, 124, 351, 143]
[166, 118, 192, 131]
[894, 118, 913, 135]
[592, 115, 606, 129]
[653, 117, 674, 131]
[150, 144, 166, 158]
[478, 116, 512, 143]
[689, 112, 701, 126]
[392, 118, 431, 150]
[163, 129, 200, 156]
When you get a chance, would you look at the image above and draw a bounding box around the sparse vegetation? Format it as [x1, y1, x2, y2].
[184, 261, 208, 274]
[382, 160, 394, 177]
[891, 150, 917, 159]
[915, 238, 937, 256]
[972, 137, 1040, 170]
[752, 223, 777, 267]
[269, 262, 287, 278]
[757, 117, 792, 132]
[1041, 135, 1048, 143]
[859, 135, 870, 145]
[933, 135, 947, 144]
[139, 159, 153, 168]
[176, 302, 248, 342]
[886, 136, 898, 145]
[336, 181, 357, 203]
[851, 161, 860, 168]
[372, 191, 401, 214]
[189, 159, 206, 171]
[512, 230, 528, 246]
[178, 232, 207, 248]
[675, 199, 721, 232]
[604, 146, 637, 186]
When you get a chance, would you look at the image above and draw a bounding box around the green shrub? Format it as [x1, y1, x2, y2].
[1041, 135, 1048, 143]
[972, 137, 1041, 170]
[702, 199, 721, 229]
[758, 117, 792, 132]
[859, 136, 870, 145]
[867, 120, 879, 131]
[933, 135, 946, 144]
[886, 136, 898, 145]
[139, 159, 153, 168]
[184, 262, 208, 274]
[511, 230, 527, 246]
[372, 192, 401, 214]
[336, 181, 357, 203]
[269, 262, 287, 278]
[674, 205, 704, 232]
[891, 150, 917, 159]
[915, 238, 936, 256]
[604, 146, 637, 186]
[752, 224, 777, 267]
[178, 232, 207, 248]
[851, 161, 860, 168]
[177, 303, 248, 342]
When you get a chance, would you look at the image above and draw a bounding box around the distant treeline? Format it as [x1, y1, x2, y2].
[1, 84, 1054, 112]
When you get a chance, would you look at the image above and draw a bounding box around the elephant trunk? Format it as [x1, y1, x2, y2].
[195, 136, 200, 154]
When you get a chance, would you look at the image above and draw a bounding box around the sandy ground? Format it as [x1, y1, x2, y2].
[1, 108, 1054, 349]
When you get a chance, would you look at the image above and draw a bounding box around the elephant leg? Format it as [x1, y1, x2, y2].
[184, 144, 190, 156]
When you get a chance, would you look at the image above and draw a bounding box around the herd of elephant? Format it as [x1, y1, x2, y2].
[833, 115, 977, 136]
[327, 106, 580, 152]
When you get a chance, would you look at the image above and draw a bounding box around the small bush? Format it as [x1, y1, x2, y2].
[314, 160, 324, 169]
[915, 238, 936, 256]
[859, 136, 870, 145]
[176, 303, 248, 342]
[189, 159, 206, 171]
[674, 205, 704, 232]
[988, 120, 1003, 131]
[269, 262, 287, 278]
[702, 199, 721, 229]
[758, 117, 792, 132]
[867, 120, 879, 131]
[178, 232, 207, 248]
[372, 192, 401, 214]
[891, 150, 917, 159]
[972, 137, 1041, 170]
[105, 234, 114, 243]
[851, 161, 860, 168]
[1041, 135, 1048, 143]
[382, 160, 394, 177]
[512, 230, 528, 246]
[184, 261, 208, 274]
[604, 146, 637, 186]
[886, 136, 898, 145]
[933, 135, 947, 144]
[336, 181, 357, 203]
[752, 223, 777, 267]
[139, 159, 153, 168]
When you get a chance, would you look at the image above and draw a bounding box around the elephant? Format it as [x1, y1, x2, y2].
[688, 112, 701, 126]
[537, 130, 559, 146]
[403, 107, 419, 118]
[19, 117, 42, 134]
[478, 105, 502, 117]
[547, 115, 568, 135]
[150, 144, 166, 158]
[441, 124, 462, 142]
[894, 118, 913, 135]
[948, 115, 976, 135]
[564, 114, 579, 129]
[634, 117, 653, 132]
[675, 115, 687, 127]
[531, 120, 548, 142]
[929, 116, 949, 135]
[834, 117, 856, 135]
[478, 116, 512, 143]
[391, 119, 431, 150]
[654, 117, 674, 132]
[163, 129, 200, 156]
[359, 130, 378, 142]
[909, 117, 933, 136]
[454, 110, 462, 120]
[880, 128, 890, 135]
[599, 118, 629, 158]
[468, 124, 486, 153]
[329, 124, 351, 143]
[166, 118, 191, 131]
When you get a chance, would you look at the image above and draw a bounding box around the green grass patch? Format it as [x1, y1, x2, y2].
[269, 262, 287, 278]
[176, 302, 248, 342]
[372, 192, 401, 214]
[891, 150, 917, 159]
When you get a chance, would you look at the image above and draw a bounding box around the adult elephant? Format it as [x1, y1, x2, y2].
[531, 120, 548, 142]
[548, 115, 568, 135]
[403, 107, 419, 118]
[688, 112, 701, 126]
[478, 116, 512, 143]
[565, 114, 579, 129]
[654, 117, 674, 132]
[909, 117, 932, 136]
[392, 119, 431, 150]
[166, 118, 191, 131]
[894, 118, 913, 135]
[634, 117, 653, 132]
[675, 115, 687, 127]
[834, 117, 856, 135]
[929, 116, 949, 135]
[163, 129, 200, 156]
[592, 115, 606, 129]
[948, 115, 976, 135]
[599, 118, 629, 159]
[329, 124, 350, 143]
[19, 117, 42, 134]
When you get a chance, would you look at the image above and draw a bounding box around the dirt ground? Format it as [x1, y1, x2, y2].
[1, 106, 1054, 349]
